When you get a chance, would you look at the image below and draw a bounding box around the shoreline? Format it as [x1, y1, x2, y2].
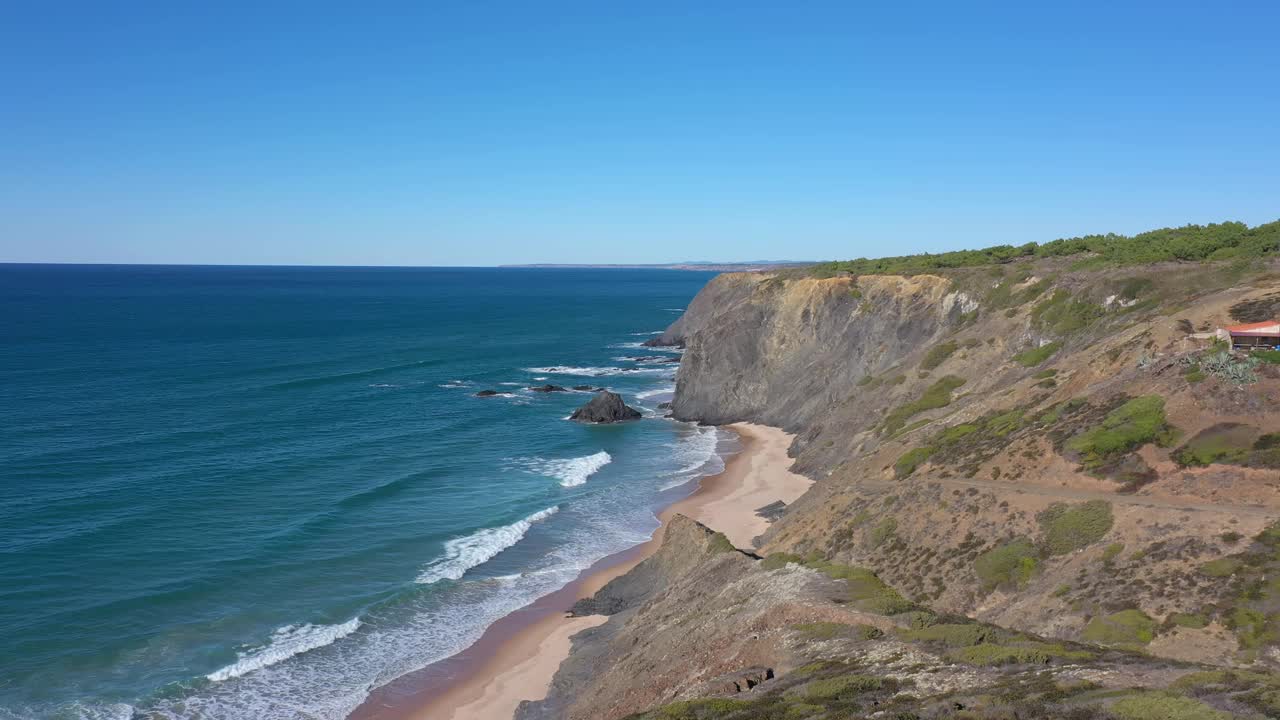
[349, 422, 812, 720]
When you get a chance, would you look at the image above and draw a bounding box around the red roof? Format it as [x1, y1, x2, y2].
[1227, 320, 1280, 332]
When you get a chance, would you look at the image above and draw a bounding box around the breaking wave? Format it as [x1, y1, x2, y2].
[525, 366, 673, 377]
[206, 618, 362, 682]
[415, 507, 560, 584]
[515, 451, 612, 487]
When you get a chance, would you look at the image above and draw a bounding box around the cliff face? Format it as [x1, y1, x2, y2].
[668, 273, 972, 431]
[532, 259, 1280, 720]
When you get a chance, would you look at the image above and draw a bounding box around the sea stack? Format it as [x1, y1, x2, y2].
[570, 391, 642, 423]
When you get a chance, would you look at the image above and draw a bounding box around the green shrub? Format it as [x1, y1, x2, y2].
[1256, 433, 1280, 450]
[901, 623, 1001, 647]
[1118, 277, 1155, 300]
[803, 674, 883, 700]
[937, 423, 980, 445]
[1037, 500, 1113, 555]
[894, 447, 935, 478]
[1031, 291, 1104, 335]
[1066, 396, 1174, 468]
[1253, 349, 1280, 364]
[1033, 368, 1058, 379]
[946, 642, 1090, 665]
[921, 341, 958, 370]
[868, 518, 897, 548]
[812, 220, 1279, 276]
[1173, 424, 1255, 467]
[655, 698, 754, 719]
[882, 376, 967, 434]
[986, 409, 1026, 436]
[708, 532, 736, 553]
[1170, 613, 1209, 629]
[1199, 558, 1244, 577]
[794, 622, 854, 640]
[1101, 542, 1125, 562]
[761, 552, 804, 570]
[974, 538, 1039, 590]
[1109, 691, 1230, 720]
[1013, 341, 1061, 367]
[795, 559, 914, 615]
[1081, 609, 1156, 645]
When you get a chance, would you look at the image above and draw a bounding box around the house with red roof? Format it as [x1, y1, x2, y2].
[1224, 320, 1280, 350]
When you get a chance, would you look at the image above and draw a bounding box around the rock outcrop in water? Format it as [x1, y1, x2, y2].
[529, 384, 568, 392]
[569, 391, 642, 423]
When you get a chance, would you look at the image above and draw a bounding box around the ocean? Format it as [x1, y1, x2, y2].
[0, 265, 726, 720]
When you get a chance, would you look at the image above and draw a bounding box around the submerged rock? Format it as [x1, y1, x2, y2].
[474, 389, 501, 397]
[570, 391, 642, 423]
[528, 384, 568, 393]
[572, 385, 602, 391]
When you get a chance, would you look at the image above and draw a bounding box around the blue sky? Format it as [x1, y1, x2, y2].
[1, 2, 1277, 266]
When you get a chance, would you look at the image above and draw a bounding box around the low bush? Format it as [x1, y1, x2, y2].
[1013, 341, 1061, 367]
[882, 376, 967, 434]
[1199, 558, 1244, 577]
[1109, 691, 1230, 720]
[1081, 609, 1156, 645]
[1066, 395, 1176, 469]
[894, 446, 935, 478]
[1037, 500, 1114, 556]
[1031, 291, 1104, 335]
[900, 623, 1002, 647]
[921, 340, 958, 370]
[803, 674, 884, 700]
[974, 538, 1039, 590]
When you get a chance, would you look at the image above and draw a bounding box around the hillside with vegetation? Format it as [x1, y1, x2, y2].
[523, 218, 1280, 720]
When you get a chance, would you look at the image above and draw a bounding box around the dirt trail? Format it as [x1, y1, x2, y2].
[861, 475, 1279, 518]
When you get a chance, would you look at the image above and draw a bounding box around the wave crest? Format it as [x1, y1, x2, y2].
[415, 506, 560, 584]
[206, 617, 362, 682]
[525, 366, 673, 377]
[516, 451, 611, 487]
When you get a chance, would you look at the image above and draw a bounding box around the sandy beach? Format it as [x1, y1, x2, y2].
[350, 422, 811, 720]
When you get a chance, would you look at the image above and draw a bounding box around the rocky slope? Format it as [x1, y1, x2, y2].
[524, 254, 1280, 720]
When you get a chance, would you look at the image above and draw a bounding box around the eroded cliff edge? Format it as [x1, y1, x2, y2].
[524, 258, 1280, 720]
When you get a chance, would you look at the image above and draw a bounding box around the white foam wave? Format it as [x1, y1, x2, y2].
[612, 356, 680, 365]
[635, 386, 675, 400]
[663, 308, 685, 312]
[629, 331, 663, 336]
[416, 506, 559, 584]
[438, 380, 473, 389]
[659, 426, 724, 491]
[525, 366, 673, 377]
[607, 341, 683, 353]
[206, 618, 362, 683]
[516, 451, 612, 487]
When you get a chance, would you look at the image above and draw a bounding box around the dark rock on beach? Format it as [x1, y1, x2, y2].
[528, 384, 568, 393]
[569, 391, 642, 423]
[754, 500, 788, 522]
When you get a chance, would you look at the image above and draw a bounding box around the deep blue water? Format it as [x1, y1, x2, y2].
[0, 265, 723, 720]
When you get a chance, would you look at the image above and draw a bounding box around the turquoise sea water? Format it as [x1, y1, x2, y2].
[0, 265, 723, 720]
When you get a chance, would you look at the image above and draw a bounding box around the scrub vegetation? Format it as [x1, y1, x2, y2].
[810, 219, 1280, 276]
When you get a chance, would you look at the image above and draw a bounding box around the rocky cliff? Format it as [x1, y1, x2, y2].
[526, 256, 1280, 720]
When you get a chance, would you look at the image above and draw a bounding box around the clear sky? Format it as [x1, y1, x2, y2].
[1, 2, 1278, 266]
